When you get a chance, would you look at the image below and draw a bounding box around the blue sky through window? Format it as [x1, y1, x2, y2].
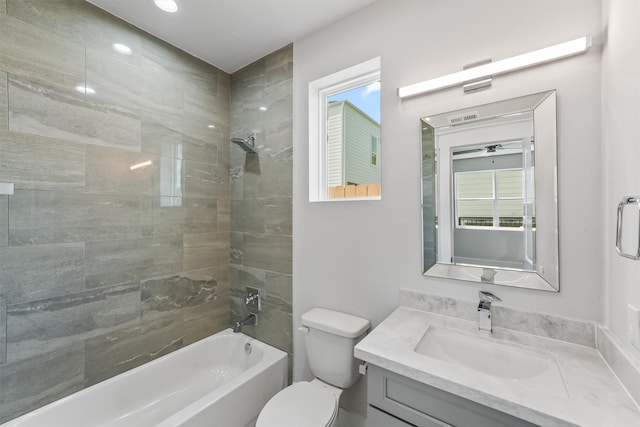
[328, 81, 380, 124]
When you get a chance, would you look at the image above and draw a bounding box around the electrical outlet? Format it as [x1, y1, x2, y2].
[628, 305, 640, 351]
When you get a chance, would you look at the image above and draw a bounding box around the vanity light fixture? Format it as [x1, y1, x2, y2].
[112, 43, 133, 55]
[153, 0, 178, 13]
[462, 59, 492, 93]
[398, 36, 591, 98]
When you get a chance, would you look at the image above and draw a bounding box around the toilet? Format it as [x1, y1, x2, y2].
[256, 307, 370, 427]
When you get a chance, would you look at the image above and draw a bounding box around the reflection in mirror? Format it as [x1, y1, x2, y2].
[451, 136, 535, 270]
[421, 91, 559, 291]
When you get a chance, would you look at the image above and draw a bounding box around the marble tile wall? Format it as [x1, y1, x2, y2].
[0, 1, 231, 422]
[0, 71, 7, 130]
[0, 196, 8, 246]
[229, 45, 293, 374]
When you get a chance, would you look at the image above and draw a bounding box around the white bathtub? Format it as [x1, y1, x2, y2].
[3, 329, 288, 427]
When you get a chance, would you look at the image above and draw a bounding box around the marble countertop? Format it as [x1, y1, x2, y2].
[354, 306, 640, 427]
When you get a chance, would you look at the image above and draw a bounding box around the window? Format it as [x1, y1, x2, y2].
[454, 168, 535, 229]
[371, 136, 378, 166]
[308, 57, 381, 201]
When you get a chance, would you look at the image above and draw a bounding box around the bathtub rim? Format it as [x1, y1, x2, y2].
[156, 328, 289, 427]
[1, 328, 288, 427]
[156, 330, 289, 427]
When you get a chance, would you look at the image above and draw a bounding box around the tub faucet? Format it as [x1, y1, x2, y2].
[478, 291, 501, 334]
[233, 313, 258, 333]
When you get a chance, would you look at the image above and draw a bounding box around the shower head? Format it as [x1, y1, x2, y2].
[231, 134, 257, 154]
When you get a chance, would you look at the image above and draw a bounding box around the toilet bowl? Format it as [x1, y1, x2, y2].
[255, 308, 370, 427]
[255, 379, 341, 427]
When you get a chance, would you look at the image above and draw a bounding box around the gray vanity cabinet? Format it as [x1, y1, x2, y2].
[366, 365, 539, 427]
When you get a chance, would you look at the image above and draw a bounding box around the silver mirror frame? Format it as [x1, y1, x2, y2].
[421, 90, 559, 292]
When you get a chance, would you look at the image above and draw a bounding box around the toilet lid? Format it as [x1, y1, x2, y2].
[256, 382, 338, 427]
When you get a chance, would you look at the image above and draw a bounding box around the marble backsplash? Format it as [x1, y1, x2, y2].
[597, 326, 640, 407]
[400, 288, 596, 347]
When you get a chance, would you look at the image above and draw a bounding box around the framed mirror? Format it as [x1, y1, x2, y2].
[421, 91, 559, 292]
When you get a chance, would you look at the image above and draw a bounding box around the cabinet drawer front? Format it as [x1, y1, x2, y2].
[368, 366, 538, 427]
[367, 405, 417, 427]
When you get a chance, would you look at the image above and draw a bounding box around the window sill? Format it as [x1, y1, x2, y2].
[311, 196, 382, 203]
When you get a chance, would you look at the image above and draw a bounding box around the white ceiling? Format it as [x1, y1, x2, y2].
[87, 0, 377, 74]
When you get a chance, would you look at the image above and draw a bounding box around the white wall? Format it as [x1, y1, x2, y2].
[293, 0, 602, 415]
[602, 0, 640, 358]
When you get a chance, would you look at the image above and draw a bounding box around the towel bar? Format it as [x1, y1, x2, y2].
[616, 196, 640, 260]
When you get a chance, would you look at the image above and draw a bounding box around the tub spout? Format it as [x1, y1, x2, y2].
[234, 313, 258, 333]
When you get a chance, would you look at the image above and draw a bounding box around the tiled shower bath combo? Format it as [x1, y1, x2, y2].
[0, 0, 293, 422]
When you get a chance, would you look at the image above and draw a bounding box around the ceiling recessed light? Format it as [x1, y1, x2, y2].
[75, 84, 96, 95]
[207, 124, 216, 129]
[154, 0, 178, 13]
[259, 106, 268, 111]
[112, 43, 133, 55]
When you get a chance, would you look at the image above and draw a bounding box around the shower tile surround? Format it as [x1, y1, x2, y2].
[0, 0, 242, 422]
[229, 46, 294, 369]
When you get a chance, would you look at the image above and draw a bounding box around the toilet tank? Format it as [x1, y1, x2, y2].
[301, 308, 370, 389]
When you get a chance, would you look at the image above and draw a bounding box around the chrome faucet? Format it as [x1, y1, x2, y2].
[245, 287, 261, 311]
[245, 293, 261, 310]
[233, 313, 258, 333]
[478, 291, 501, 334]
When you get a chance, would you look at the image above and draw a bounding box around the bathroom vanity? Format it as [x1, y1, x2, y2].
[366, 365, 537, 427]
[355, 300, 640, 427]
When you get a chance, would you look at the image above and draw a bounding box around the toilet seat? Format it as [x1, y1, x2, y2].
[256, 381, 338, 427]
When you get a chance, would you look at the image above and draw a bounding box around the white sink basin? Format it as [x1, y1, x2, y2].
[415, 326, 568, 397]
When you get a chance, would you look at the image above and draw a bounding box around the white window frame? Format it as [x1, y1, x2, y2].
[308, 57, 381, 202]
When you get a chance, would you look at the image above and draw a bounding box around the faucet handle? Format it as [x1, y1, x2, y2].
[245, 287, 261, 312]
[479, 290, 502, 304]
